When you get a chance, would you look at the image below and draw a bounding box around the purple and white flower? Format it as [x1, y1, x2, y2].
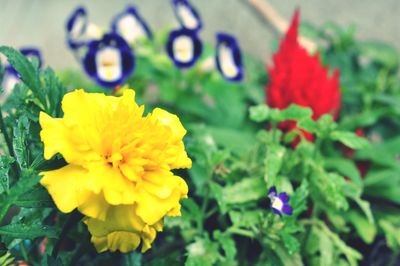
[82, 33, 135, 88]
[215, 33, 243, 82]
[66, 6, 103, 50]
[172, 0, 202, 32]
[268, 186, 293, 217]
[166, 28, 202, 68]
[111, 6, 153, 46]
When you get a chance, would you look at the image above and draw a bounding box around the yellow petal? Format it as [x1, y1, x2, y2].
[39, 112, 100, 164]
[87, 163, 137, 205]
[136, 171, 188, 224]
[91, 236, 108, 253]
[40, 165, 88, 213]
[151, 108, 187, 139]
[108, 231, 141, 253]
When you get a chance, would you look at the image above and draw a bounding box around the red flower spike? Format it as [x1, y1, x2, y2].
[266, 10, 341, 145]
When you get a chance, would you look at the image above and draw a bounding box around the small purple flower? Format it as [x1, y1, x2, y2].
[172, 0, 202, 32]
[82, 33, 135, 88]
[66, 6, 102, 50]
[166, 28, 202, 68]
[111, 6, 153, 46]
[268, 186, 293, 217]
[215, 33, 243, 82]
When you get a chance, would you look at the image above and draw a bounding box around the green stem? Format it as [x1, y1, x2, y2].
[227, 227, 255, 238]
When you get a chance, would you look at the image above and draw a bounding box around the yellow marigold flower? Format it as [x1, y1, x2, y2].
[39, 89, 191, 252]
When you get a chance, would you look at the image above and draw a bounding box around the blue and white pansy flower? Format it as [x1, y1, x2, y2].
[166, 28, 202, 68]
[66, 6, 103, 50]
[172, 0, 202, 32]
[1, 48, 42, 104]
[215, 33, 244, 82]
[82, 33, 135, 88]
[268, 186, 293, 217]
[111, 6, 153, 46]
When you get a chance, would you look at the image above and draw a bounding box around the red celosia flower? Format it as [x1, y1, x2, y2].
[266, 10, 341, 144]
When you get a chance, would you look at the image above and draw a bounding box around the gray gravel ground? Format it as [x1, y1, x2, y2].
[0, 0, 399, 70]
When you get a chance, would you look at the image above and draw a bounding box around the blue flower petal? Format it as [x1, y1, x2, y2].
[66, 6, 89, 49]
[172, 0, 202, 31]
[82, 33, 135, 88]
[282, 205, 293, 215]
[111, 6, 153, 45]
[215, 33, 244, 82]
[166, 28, 202, 68]
[278, 192, 290, 203]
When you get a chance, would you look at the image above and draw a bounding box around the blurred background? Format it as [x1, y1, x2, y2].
[0, 0, 399, 70]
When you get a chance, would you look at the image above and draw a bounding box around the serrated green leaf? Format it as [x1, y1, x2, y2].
[0, 46, 42, 103]
[12, 116, 30, 169]
[0, 223, 58, 239]
[290, 179, 309, 216]
[264, 145, 285, 187]
[223, 177, 267, 204]
[330, 131, 369, 149]
[14, 185, 53, 208]
[249, 104, 270, 122]
[0, 155, 14, 194]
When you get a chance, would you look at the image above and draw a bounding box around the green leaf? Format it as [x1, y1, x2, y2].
[0, 155, 14, 194]
[290, 179, 309, 216]
[12, 116, 30, 169]
[0, 223, 58, 239]
[209, 182, 227, 214]
[357, 41, 400, 69]
[213, 231, 237, 261]
[264, 145, 285, 188]
[14, 185, 54, 208]
[223, 177, 267, 204]
[279, 232, 300, 255]
[324, 158, 363, 187]
[229, 210, 263, 228]
[330, 131, 369, 149]
[346, 211, 376, 244]
[379, 220, 400, 252]
[310, 168, 349, 211]
[0, 46, 42, 102]
[185, 235, 221, 266]
[318, 229, 334, 266]
[249, 104, 270, 122]
[276, 105, 313, 123]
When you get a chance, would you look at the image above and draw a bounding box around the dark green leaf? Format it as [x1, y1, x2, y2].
[0, 46, 42, 103]
[0, 223, 58, 239]
[0, 156, 14, 194]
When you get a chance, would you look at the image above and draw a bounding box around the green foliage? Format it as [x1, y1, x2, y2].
[0, 17, 399, 266]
